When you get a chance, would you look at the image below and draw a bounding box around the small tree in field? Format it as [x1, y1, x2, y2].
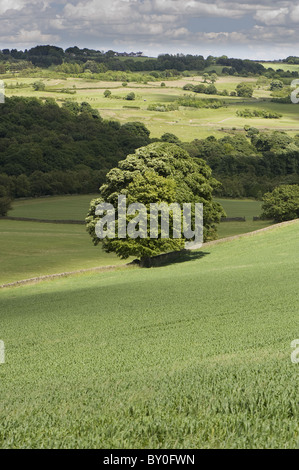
[32, 81, 45, 91]
[86, 142, 225, 263]
[261, 185, 299, 222]
[104, 89, 111, 98]
[270, 80, 283, 91]
[0, 185, 12, 216]
[236, 83, 253, 98]
[125, 92, 135, 101]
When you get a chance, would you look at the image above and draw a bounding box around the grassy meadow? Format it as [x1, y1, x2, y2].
[259, 62, 299, 72]
[214, 198, 272, 238]
[10, 194, 263, 221]
[0, 220, 128, 285]
[0, 195, 272, 284]
[9, 194, 98, 220]
[3, 72, 299, 141]
[0, 221, 298, 448]
[1, 65, 298, 450]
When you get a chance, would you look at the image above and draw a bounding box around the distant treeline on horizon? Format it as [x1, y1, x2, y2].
[0, 45, 299, 78]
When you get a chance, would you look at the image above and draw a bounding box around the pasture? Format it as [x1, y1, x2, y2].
[0, 221, 298, 448]
[259, 62, 299, 72]
[3, 73, 299, 141]
[0, 195, 272, 284]
[11, 195, 263, 221]
[9, 194, 98, 221]
[0, 220, 127, 285]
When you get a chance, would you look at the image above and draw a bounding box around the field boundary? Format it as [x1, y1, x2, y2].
[0, 216, 85, 225]
[0, 264, 132, 289]
[1, 218, 298, 289]
[199, 218, 299, 249]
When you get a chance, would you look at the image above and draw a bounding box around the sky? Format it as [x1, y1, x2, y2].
[0, 0, 298, 59]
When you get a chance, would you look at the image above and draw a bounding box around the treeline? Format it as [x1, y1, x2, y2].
[0, 97, 151, 198]
[1, 97, 299, 202]
[0, 45, 268, 76]
[283, 57, 299, 64]
[181, 131, 299, 198]
[1, 46, 299, 80]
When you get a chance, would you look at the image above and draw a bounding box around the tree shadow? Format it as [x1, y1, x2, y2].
[155, 250, 210, 267]
[129, 250, 210, 268]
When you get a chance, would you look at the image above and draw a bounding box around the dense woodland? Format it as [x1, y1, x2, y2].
[182, 132, 299, 198]
[1, 46, 299, 204]
[0, 97, 151, 198]
[0, 97, 299, 202]
[0, 45, 299, 79]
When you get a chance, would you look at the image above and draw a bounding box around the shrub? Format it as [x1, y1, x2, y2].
[104, 89, 112, 98]
[126, 92, 135, 101]
[32, 81, 45, 91]
[236, 109, 282, 119]
[261, 185, 299, 222]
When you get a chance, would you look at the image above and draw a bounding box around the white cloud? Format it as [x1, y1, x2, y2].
[254, 8, 288, 25]
[0, 0, 299, 58]
[0, 0, 48, 14]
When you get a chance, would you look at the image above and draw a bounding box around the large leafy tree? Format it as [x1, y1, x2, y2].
[261, 184, 299, 222]
[236, 83, 254, 98]
[86, 142, 225, 262]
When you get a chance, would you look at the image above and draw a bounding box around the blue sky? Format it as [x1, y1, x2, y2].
[0, 0, 298, 59]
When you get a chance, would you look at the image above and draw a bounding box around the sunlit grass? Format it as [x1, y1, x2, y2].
[0, 221, 298, 448]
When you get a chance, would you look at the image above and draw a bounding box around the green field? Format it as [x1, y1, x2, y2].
[1, 195, 273, 284]
[260, 62, 299, 72]
[3, 73, 299, 141]
[215, 198, 262, 218]
[0, 221, 298, 448]
[214, 198, 272, 238]
[9, 194, 98, 221]
[0, 220, 128, 285]
[11, 195, 262, 221]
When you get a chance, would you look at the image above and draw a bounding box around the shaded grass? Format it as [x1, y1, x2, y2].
[215, 198, 272, 238]
[0, 220, 127, 284]
[9, 194, 98, 220]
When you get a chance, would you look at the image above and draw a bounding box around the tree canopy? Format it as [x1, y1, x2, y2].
[0, 97, 151, 198]
[261, 185, 299, 222]
[86, 142, 225, 261]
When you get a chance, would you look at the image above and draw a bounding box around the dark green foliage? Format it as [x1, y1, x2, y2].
[205, 84, 217, 94]
[270, 80, 284, 91]
[0, 97, 151, 198]
[236, 83, 254, 97]
[261, 185, 299, 221]
[216, 57, 265, 75]
[0, 184, 12, 215]
[125, 92, 135, 101]
[182, 132, 299, 198]
[28, 45, 64, 67]
[161, 133, 182, 144]
[183, 83, 196, 91]
[237, 109, 282, 119]
[32, 81, 45, 91]
[177, 96, 224, 109]
[86, 142, 225, 260]
[184, 83, 218, 95]
[1, 46, 299, 80]
[147, 103, 179, 112]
